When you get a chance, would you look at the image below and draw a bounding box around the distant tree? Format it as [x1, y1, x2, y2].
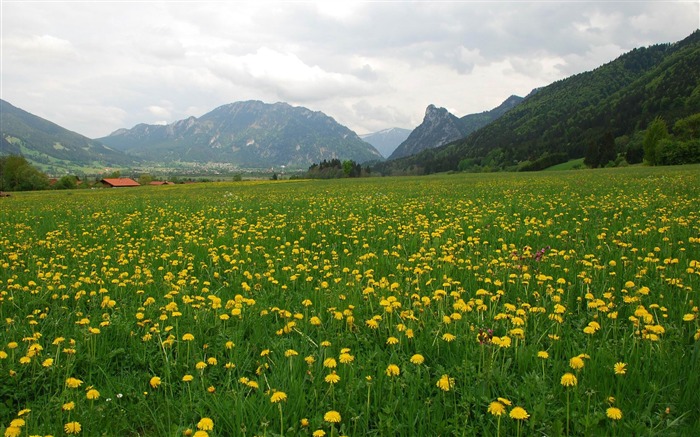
[0, 155, 49, 191]
[271, 173, 278, 180]
[584, 141, 600, 168]
[598, 132, 617, 166]
[138, 174, 153, 185]
[55, 175, 78, 190]
[673, 113, 700, 141]
[643, 117, 669, 165]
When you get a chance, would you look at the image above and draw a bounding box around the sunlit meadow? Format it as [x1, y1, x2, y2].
[1, 166, 699, 436]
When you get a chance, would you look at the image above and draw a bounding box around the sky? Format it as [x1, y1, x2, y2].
[2, 1, 699, 139]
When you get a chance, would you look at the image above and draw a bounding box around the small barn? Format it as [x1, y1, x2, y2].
[99, 178, 141, 188]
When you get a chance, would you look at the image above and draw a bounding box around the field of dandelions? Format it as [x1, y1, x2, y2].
[1, 165, 699, 437]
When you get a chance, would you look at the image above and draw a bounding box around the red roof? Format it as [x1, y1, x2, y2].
[100, 178, 140, 187]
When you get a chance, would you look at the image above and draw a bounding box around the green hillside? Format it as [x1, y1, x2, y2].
[0, 99, 136, 173]
[377, 31, 700, 174]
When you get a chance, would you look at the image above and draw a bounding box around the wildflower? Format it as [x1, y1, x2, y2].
[312, 431, 326, 437]
[436, 374, 454, 391]
[4, 427, 21, 437]
[410, 354, 425, 365]
[560, 373, 578, 387]
[182, 374, 194, 382]
[86, 389, 100, 400]
[285, 349, 298, 357]
[325, 372, 341, 384]
[42, 358, 54, 367]
[537, 351, 549, 359]
[683, 313, 695, 322]
[324, 410, 341, 423]
[487, 401, 506, 416]
[606, 407, 623, 420]
[385, 364, 400, 377]
[569, 356, 584, 370]
[339, 352, 354, 364]
[270, 391, 287, 403]
[65, 377, 83, 388]
[149, 376, 161, 388]
[441, 333, 456, 342]
[196, 361, 207, 370]
[300, 418, 309, 427]
[509, 406, 530, 420]
[497, 397, 512, 406]
[182, 333, 194, 341]
[386, 336, 399, 345]
[614, 362, 627, 375]
[62, 401, 75, 411]
[9, 419, 24, 428]
[323, 358, 337, 369]
[197, 417, 214, 431]
[64, 421, 82, 434]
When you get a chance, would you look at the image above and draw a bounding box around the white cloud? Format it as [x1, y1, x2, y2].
[1, 1, 698, 139]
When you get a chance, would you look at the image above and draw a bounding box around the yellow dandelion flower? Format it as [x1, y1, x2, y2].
[324, 410, 341, 423]
[149, 376, 161, 388]
[64, 421, 82, 434]
[197, 417, 214, 431]
[442, 333, 456, 342]
[410, 354, 425, 365]
[193, 431, 208, 437]
[325, 372, 341, 384]
[270, 391, 287, 403]
[196, 361, 207, 370]
[9, 419, 24, 428]
[509, 406, 530, 420]
[62, 401, 75, 411]
[683, 313, 695, 322]
[497, 397, 512, 406]
[42, 358, 54, 367]
[339, 352, 354, 364]
[312, 430, 326, 437]
[537, 351, 549, 359]
[285, 349, 298, 357]
[436, 374, 454, 391]
[182, 333, 194, 341]
[323, 358, 337, 369]
[86, 389, 100, 400]
[386, 336, 399, 345]
[65, 377, 83, 389]
[560, 373, 578, 387]
[606, 407, 623, 420]
[614, 362, 627, 375]
[4, 426, 21, 437]
[182, 374, 194, 382]
[569, 356, 584, 370]
[300, 418, 309, 427]
[487, 401, 506, 416]
[385, 364, 400, 377]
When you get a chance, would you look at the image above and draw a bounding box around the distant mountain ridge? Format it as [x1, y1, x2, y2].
[99, 101, 383, 168]
[376, 30, 700, 174]
[388, 95, 524, 160]
[0, 99, 136, 172]
[360, 127, 411, 159]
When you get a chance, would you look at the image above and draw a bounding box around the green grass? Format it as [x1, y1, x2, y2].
[1, 166, 699, 436]
[543, 158, 585, 171]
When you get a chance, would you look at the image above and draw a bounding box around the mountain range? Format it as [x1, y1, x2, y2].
[2, 30, 698, 175]
[98, 101, 382, 169]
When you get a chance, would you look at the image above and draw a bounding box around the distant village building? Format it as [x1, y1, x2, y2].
[99, 178, 141, 188]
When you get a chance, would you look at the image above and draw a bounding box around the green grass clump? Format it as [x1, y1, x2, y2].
[1, 166, 699, 436]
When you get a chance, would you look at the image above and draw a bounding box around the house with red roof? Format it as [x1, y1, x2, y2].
[99, 178, 141, 188]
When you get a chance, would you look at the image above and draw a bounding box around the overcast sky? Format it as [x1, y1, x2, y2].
[2, 1, 699, 139]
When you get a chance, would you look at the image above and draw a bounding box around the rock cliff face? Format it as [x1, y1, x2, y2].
[388, 96, 524, 161]
[99, 101, 383, 168]
[388, 105, 469, 160]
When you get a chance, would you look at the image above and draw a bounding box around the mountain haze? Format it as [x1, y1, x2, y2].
[360, 127, 411, 158]
[99, 101, 383, 168]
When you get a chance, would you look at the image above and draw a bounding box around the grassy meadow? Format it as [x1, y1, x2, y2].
[1, 166, 699, 436]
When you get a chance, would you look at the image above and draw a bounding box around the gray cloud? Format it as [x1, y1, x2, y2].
[2, 1, 698, 138]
